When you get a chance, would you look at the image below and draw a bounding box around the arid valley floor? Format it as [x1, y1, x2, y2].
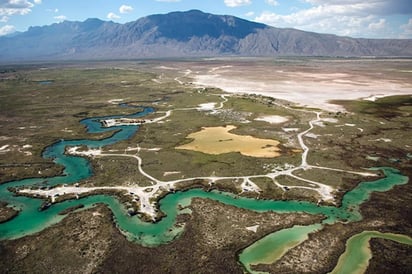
[0, 58, 411, 273]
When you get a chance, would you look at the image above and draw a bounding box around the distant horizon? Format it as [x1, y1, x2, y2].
[0, 0, 411, 39]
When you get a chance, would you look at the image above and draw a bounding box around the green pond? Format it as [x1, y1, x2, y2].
[239, 224, 322, 274]
[0, 103, 411, 273]
[330, 231, 412, 274]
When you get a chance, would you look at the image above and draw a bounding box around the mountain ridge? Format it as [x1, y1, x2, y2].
[1, 10, 411, 61]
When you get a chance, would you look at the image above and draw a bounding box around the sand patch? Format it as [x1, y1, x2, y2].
[163, 171, 181, 176]
[0, 145, 10, 151]
[176, 125, 281, 158]
[283, 128, 299, 132]
[108, 99, 124, 104]
[197, 103, 216, 111]
[305, 133, 319, 139]
[255, 115, 289, 124]
[246, 225, 259, 233]
[322, 118, 339, 123]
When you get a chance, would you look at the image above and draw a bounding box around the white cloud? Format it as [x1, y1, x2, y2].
[0, 0, 34, 16]
[265, 0, 278, 6]
[256, 10, 375, 36]
[304, 0, 365, 4]
[107, 12, 120, 20]
[400, 18, 412, 38]
[155, 0, 181, 2]
[303, 0, 412, 15]
[46, 8, 58, 13]
[0, 15, 9, 22]
[224, 0, 252, 8]
[0, 24, 14, 35]
[245, 11, 255, 17]
[368, 18, 386, 30]
[33, 0, 41, 4]
[119, 4, 133, 14]
[54, 15, 66, 22]
[254, 1, 406, 38]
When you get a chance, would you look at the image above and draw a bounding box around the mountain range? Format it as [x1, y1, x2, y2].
[1, 10, 412, 62]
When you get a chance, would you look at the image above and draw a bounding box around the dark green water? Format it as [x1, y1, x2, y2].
[0, 103, 410, 272]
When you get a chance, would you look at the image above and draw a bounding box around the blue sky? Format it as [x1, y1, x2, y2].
[1, 0, 411, 38]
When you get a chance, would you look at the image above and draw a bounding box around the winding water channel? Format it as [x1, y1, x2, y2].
[0, 103, 411, 273]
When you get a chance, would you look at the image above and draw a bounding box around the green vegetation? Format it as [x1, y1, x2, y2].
[332, 95, 412, 118]
[87, 157, 153, 187]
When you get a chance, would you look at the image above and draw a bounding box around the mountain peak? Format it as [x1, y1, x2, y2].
[84, 18, 104, 23]
[0, 10, 411, 62]
[139, 9, 267, 41]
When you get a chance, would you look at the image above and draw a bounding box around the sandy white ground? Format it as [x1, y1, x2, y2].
[246, 225, 259, 233]
[0, 145, 9, 151]
[255, 115, 289, 124]
[197, 103, 217, 111]
[102, 111, 172, 127]
[192, 65, 412, 112]
[0, 144, 33, 156]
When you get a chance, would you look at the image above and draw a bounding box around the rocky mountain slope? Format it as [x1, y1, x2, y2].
[1, 10, 411, 61]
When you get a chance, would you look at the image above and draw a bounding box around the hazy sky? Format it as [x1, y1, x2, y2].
[1, 0, 411, 38]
